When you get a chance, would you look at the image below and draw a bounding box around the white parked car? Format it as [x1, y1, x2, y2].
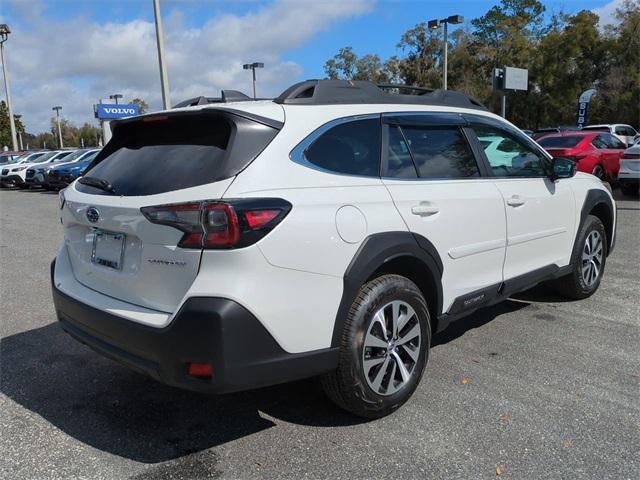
[52, 80, 616, 418]
[25, 150, 77, 187]
[582, 124, 638, 147]
[618, 138, 640, 196]
[1, 150, 61, 187]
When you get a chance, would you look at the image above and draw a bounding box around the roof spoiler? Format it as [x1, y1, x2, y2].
[173, 90, 253, 108]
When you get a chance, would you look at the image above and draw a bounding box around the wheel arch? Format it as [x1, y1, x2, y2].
[331, 232, 443, 347]
[579, 189, 615, 255]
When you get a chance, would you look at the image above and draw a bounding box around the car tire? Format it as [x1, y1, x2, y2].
[553, 215, 607, 299]
[321, 274, 431, 419]
[620, 183, 639, 197]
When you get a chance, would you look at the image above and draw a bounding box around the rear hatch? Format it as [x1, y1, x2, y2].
[60, 107, 282, 313]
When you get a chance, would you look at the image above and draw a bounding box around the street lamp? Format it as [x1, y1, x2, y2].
[243, 62, 264, 99]
[153, 0, 171, 109]
[0, 24, 18, 151]
[109, 93, 123, 104]
[52, 106, 63, 149]
[428, 14, 464, 90]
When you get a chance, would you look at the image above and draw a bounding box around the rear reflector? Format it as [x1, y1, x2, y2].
[141, 198, 292, 249]
[622, 152, 640, 159]
[244, 209, 280, 228]
[188, 362, 213, 378]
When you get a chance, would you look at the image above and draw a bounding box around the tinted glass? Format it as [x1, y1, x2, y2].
[32, 151, 62, 163]
[582, 126, 610, 132]
[76, 113, 278, 196]
[305, 119, 380, 176]
[52, 151, 75, 162]
[606, 134, 626, 149]
[399, 126, 478, 178]
[386, 125, 417, 178]
[475, 126, 546, 177]
[538, 136, 583, 148]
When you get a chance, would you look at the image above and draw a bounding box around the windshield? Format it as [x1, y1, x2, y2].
[31, 151, 61, 163]
[57, 149, 90, 162]
[581, 126, 609, 132]
[52, 151, 76, 162]
[538, 136, 584, 148]
[17, 152, 47, 164]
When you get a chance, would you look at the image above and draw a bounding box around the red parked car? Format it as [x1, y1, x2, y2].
[537, 131, 627, 181]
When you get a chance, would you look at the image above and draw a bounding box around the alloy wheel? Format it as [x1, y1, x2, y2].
[362, 300, 421, 396]
[582, 230, 603, 286]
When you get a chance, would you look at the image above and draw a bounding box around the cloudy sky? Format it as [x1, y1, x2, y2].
[0, 0, 625, 134]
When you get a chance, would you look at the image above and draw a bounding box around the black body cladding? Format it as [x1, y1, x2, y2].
[52, 261, 339, 393]
[332, 232, 444, 347]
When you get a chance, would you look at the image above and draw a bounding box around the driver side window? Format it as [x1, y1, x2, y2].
[473, 126, 547, 177]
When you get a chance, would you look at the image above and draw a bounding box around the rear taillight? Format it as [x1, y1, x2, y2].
[141, 198, 291, 249]
[622, 152, 640, 159]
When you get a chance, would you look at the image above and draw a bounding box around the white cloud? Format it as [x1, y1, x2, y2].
[592, 0, 625, 28]
[2, 0, 373, 134]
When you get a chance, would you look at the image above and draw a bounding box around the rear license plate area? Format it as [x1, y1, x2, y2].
[91, 230, 125, 270]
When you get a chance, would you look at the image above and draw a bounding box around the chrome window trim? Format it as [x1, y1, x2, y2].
[289, 113, 381, 177]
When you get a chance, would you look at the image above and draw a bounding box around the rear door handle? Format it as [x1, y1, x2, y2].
[506, 195, 526, 207]
[411, 203, 440, 216]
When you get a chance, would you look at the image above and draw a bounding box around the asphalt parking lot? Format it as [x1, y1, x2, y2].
[1, 187, 638, 480]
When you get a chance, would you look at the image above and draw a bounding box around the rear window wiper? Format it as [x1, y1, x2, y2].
[78, 176, 116, 194]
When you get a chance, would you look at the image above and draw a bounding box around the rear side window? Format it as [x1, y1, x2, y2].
[538, 136, 583, 148]
[398, 126, 479, 179]
[303, 119, 380, 176]
[76, 112, 279, 196]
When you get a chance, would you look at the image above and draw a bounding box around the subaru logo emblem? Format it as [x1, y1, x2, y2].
[86, 207, 100, 223]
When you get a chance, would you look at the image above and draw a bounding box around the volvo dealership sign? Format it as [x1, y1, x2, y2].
[94, 103, 140, 120]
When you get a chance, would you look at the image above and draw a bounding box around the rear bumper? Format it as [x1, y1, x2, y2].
[617, 176, 639, 185]
[51, 260, 338, 394]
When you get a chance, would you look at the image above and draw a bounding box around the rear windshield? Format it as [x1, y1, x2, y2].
[581, 126, 609, 132]
[538, 136, 584, 148]
[76, 111, 279, 196]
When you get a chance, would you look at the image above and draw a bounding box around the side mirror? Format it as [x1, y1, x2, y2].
[550, 157, 576, 181]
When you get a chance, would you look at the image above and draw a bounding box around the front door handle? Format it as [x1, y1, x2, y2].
[506, 195, 526, 207]
[411, 203, 440, 216]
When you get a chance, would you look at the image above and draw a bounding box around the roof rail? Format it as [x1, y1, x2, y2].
[172, 90, 253, 109]
[274, 79, 487, 110]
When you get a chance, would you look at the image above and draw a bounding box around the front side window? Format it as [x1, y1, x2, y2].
[385, 124, 479, 179]
[474, 126, 547, 177]
[304, 118, 380, 177]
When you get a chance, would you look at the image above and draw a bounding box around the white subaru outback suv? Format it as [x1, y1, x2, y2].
[52, 80, 616, 418]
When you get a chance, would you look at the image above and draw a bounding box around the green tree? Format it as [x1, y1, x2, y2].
[0, 101, 26, 150]
[132, 98, 148, 114]
[324, 46, 397, 83]
[589, 0, 640, 127]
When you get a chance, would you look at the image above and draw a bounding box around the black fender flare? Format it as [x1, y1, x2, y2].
[578, 189, 616, 255]
[330, 231, 443, 348]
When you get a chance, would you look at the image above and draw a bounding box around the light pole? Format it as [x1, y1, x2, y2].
[0, 24, 18, 151]
[153, 0, 171, 109]
[243, 62, 264, 99]
[109, 93, 123, 105]
[52, 106, 63, 149]
[427, 15, 464, 90]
